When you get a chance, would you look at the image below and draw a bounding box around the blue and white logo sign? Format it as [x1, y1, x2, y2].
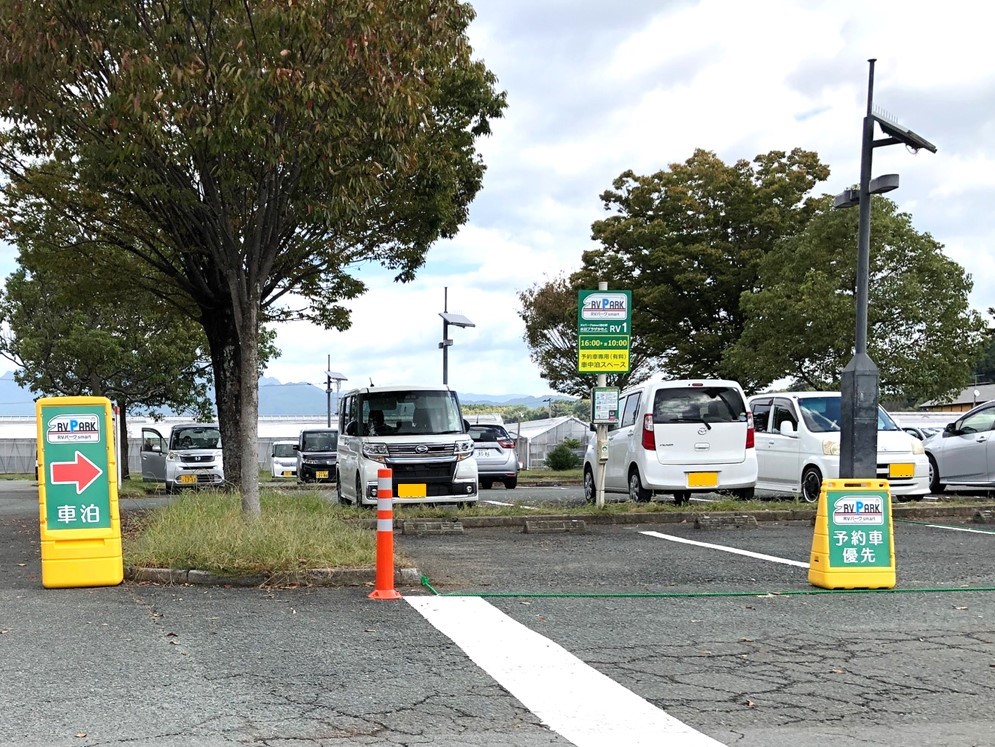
[832, 495, 884, 526]
[46, 414, 101, 444]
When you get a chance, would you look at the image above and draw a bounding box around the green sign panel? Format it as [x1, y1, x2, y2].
[577, 290, 632, 374]
[40, 403, 112, 531]
[826, 488, 891, 568]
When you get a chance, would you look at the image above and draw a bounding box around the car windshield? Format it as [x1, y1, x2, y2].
[301, 431, 337, 452]
[361, 390, 465, 435]
[651, 386, 747, 424]
[272, 443, 296, 458]
[171, 426, 221, 449]
[798, 396, 900, 433]
[469, 425, 510, 442]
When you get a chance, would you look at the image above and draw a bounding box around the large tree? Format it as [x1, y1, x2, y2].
[583, 148, 830, 379]
[724, 196, 987, 403]
[0, 1, 506, 514]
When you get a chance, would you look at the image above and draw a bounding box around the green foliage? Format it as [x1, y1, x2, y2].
[0, 1, 506, 503]
[725, 197, 987, 402]
[545, 442, 581, 470]
[583, 148, 830, 380]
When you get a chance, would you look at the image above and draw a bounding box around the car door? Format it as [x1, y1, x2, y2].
[937, 405, 995, 482]
[140, 427, 166, 482]
[605, 392, 641, 491]
[765, 398, 803, 488]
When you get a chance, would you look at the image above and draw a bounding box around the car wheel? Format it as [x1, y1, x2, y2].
[928, 455, 945, 494]
[733, 487, 755, 500]
[335, 471, 345, 505]
[673, 491, 691, 505]
[583, 467, 596, 504]
[801, 466, 822, 504]
[165, 482, 175, 495]
[480, 479, 494, 490]
[503, 477, 518, 490]
[355, 474, 364, 506]
[628, 468, 651, 503]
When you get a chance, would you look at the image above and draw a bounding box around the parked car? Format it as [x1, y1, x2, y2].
[141, 422, 224, 493]
[748, 392, 929, 503]
[583, 378, 757, 505]
[925, 400, 995, 493]
[901, 425, 942, 442]
[270, 440, 298, 479]
[468, 423, 519, 489]
[296, 428, 338, 484]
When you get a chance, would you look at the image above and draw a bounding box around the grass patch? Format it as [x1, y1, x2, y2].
[124, 489, 382, 575]
[520, 468, 582, 483]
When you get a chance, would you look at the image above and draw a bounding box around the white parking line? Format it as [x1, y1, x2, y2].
[640, 530, 810, 569]
[407, 596, 725, 747]
[481, 500, 541, 510]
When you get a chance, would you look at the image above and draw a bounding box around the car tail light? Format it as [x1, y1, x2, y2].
[498, 438, 515, 449]
[641, 414, 655, 450]
[745, 411, 755, 449]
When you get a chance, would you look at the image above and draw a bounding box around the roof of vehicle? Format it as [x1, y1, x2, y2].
[623, 378, 745, 393]
[342, 385, 456, 395]
[299, 427, 338, 433]
[748, 391, 841, 400]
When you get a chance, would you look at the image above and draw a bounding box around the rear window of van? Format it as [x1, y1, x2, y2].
[652, 387, 747, 424]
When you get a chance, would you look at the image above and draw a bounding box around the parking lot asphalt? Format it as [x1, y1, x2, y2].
[5, 481, 995, 746]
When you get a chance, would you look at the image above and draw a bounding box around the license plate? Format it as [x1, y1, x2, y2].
[889, 462, 914, 478]
[178, 474, 198, 485]
[316, 470, 329, 479]
[687, 471, 718, 488]
[476, 448, 494, 457]
[280, 471, 294, 477]
[397, 483, 427, 498]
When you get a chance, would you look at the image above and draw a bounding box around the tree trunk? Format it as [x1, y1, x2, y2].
[202, 305, 244, 493]
[237, 302, 260, 516]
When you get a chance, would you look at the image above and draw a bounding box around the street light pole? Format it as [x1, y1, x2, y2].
[439, 287, 474, 386]
[837, 59, 936, 478]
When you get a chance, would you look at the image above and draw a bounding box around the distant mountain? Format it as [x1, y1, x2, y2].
[0, 372, 573, 417]
[0, 371, 38, 416]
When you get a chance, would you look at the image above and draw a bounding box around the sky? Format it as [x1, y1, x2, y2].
[2, 1, 994, 399]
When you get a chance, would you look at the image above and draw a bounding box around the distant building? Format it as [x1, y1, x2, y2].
[505, 416, 589, 470]
[917, 384, 995, 413]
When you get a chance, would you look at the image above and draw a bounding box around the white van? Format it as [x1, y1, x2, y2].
[747, 391, 929, 502]
[583, 379, 757, 504]
[336, 385, 478, 506]
[141, 422, 224, 493]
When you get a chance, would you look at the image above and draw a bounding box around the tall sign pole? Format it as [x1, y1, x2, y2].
[578, 284, 631, 508]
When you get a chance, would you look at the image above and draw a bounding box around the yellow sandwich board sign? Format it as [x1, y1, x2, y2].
[37, 396, 123, 588]
[809, 478, 895, 590]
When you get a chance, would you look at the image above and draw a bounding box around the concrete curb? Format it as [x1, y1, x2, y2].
[126, 565, 422, 588]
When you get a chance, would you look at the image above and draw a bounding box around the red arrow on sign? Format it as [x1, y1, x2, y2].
[50, 451, 103, 494]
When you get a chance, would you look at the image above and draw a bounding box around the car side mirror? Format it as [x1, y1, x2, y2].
[779, 421, 797, 437]
[943, 422, 957, 436]
[345, 421, 358, 436]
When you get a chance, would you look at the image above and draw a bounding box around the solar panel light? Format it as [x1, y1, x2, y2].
[873, 113, 938, 154]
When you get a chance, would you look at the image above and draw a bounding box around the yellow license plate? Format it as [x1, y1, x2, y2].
[889, 463, 914, 478]
[397, 483, 427, 498]
[316, 470, 329, 479]
[280, 471, 294, 477]
[178, 474, 198, 485]
[687, 471, 718, 488]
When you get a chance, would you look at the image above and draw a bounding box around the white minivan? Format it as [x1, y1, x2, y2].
[336, 385, 478, 506]
[747, 391, 929, 502]
[583, 379, 757, 504]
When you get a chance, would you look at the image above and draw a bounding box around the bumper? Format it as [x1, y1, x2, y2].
[640, 458, 758, 492]
[299, 463, 336, 483]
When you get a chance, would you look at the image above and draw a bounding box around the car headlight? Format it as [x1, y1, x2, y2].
[455, 440, 474, 461]
[362, 442, 389, 464]
[166, 450, 181, 462]
[911, 440, 924, 455]
[822, 440, 840, 456]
